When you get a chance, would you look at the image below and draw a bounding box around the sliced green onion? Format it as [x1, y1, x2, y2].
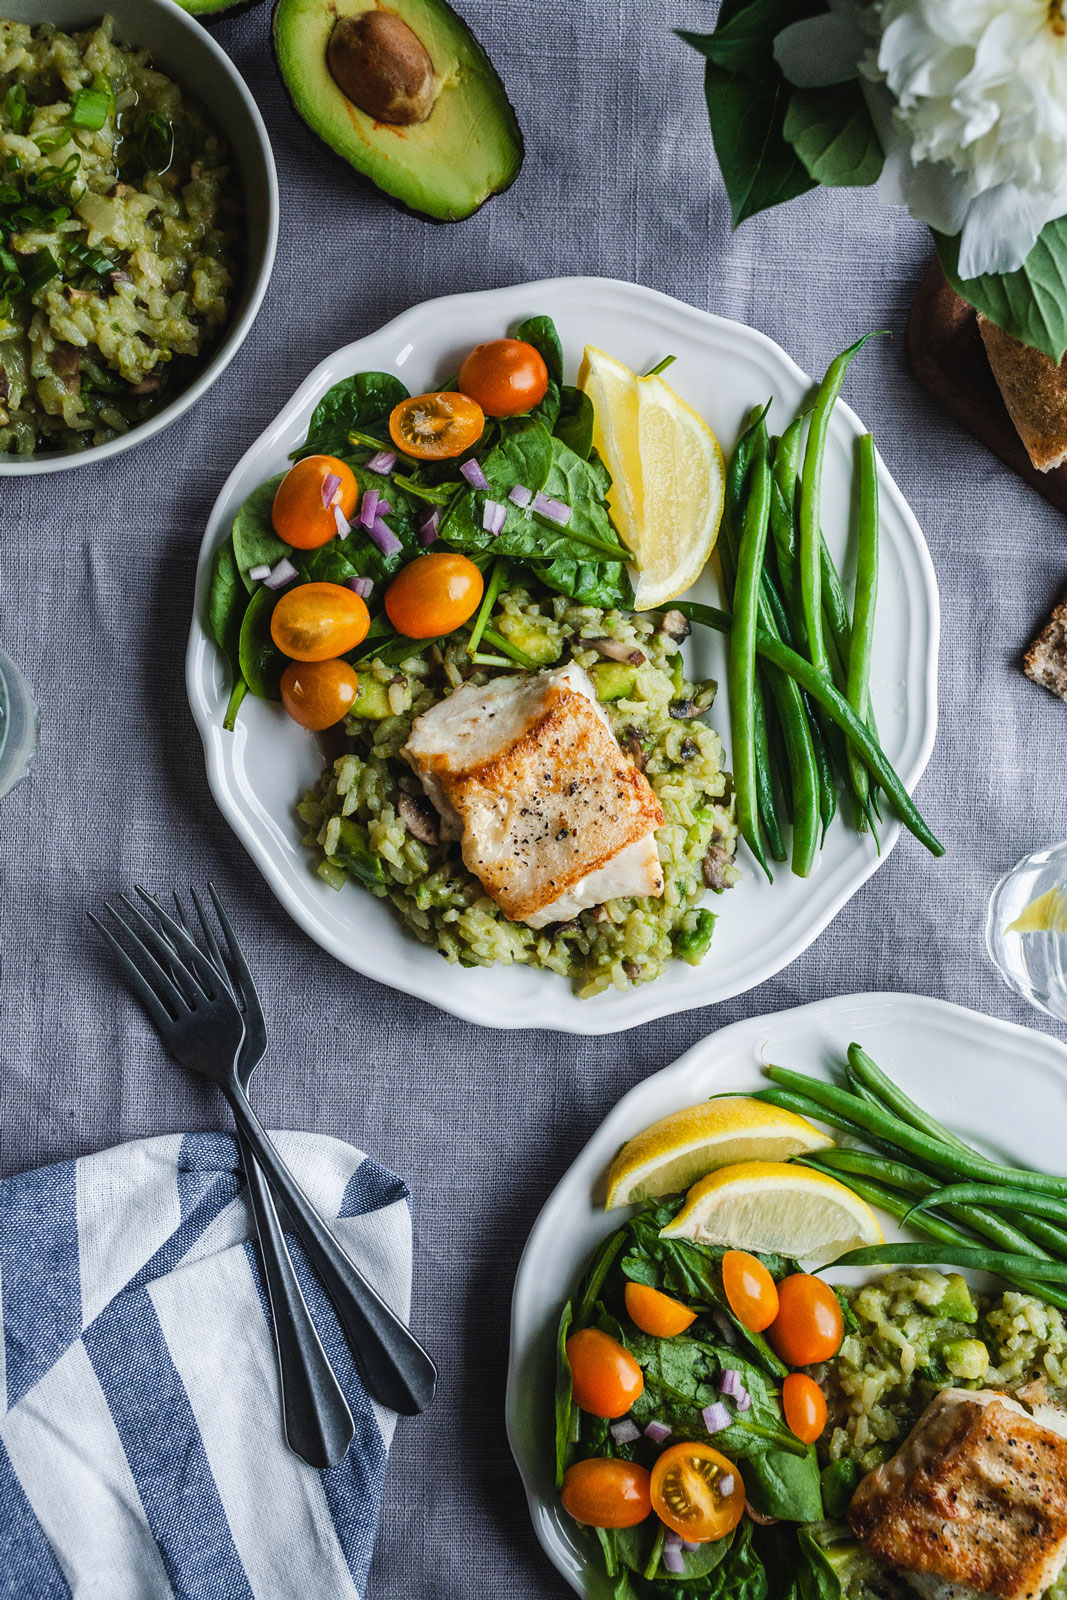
[3, 85, 28, 135]
[69, 87, 111, 131]
[22, 248, 60, 294]
[65, 239, 113, 276]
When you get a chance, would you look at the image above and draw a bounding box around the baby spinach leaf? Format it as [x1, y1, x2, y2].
[555, 1299, 574, 1489]
[303, 371, 409, 454]
[533, 555, 632, 609]
[232, 473, 288, 591]
[206, 536, 249, 729]
[513, 314, 564, 386]
[616, 1518, 768, 1600]
[555, 385, 595, 459]
[238, 586, 285, 701]
[745, 1438, 823, 1524]
[796, 1528, 842, 1600]
[819, 1458, 860, 1519]
[544, 439, 620, 551]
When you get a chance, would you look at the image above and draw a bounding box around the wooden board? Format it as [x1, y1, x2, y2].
[906, 257, 1067, 515]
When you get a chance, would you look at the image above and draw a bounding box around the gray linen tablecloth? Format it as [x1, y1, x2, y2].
[3, 2, 1066, 1594]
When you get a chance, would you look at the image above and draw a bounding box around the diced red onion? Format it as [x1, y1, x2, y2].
[247, 563, 271, 582]
[681, 1541, 701, 1553]
[662, 1548, 686, 1575]
[718, 1474, 736, 1498]
[367, 518, 402, 558]
[359, 487, 379, 529]
[532, 491, 572, 526]
[663, 1532, 682, 1553]
[482, 499, 507, 536]
[609, 1419, 641, 1446]
[720, 1369, 751, 1411]
[365, 450, 396, 475]
[418, 509, 440, 547]
[460, 458, 489, 491]
[333, 504, 351, 539]
[375, 498, 392, 518]
[321, 471, 342, 508]
[508, 484, 533, 507]
[712, 1309, 739, 1346]
[702, 1401, 730, 1434]
[643, 1419, 671, 1443]
[347, 576, 373, 599]
[263, 557, 297, 591]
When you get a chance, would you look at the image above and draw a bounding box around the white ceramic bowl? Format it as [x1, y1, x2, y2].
[187, 278, 940, 1033]
[506, 992, 1067, 1596]
[1, 0, 278, 475]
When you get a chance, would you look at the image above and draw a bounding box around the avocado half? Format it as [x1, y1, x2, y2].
[272, 0, 524, 223]
[178, 0, 266, 18]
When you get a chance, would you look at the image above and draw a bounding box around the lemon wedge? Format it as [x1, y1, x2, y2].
[578, 345, 725, 611]
[659, 1160, 884, 1265]
[604, 1097, 833, 1211]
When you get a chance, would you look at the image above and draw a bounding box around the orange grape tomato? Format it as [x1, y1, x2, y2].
[388, 392, 484, 460]
[272, 455, 357, 549]
[384, 552, 484, 640]
[624, 1282, 696, 1339]
[565, 1327, 644, 1419]
[457, 338, 549, 418]
[269, 582, 370, 662]
[782, 1373, 827, 1444]
[280, 658, 359, 731]
[721, 1251, 779, 1333]
[650, 1443, 745, 1544]
[767, 1275, 844, 1367]
[561, 1459, 652, 1529]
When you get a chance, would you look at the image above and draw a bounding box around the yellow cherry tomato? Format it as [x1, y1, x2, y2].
[272, 455, 358, 550]
[650, 1443, 745, 1544]
[280, 658, 359, 730]
[565, 1327, 644, 1420]
[722, 1251, 780, 1334]
[782, 1372, 827, 1444]
[561, 1459, 652, 1529]
[384, 552, 484, 639]
[270, 582, 370, 662]
[768, 1275, 844, 1367]
[458, 339, 549, 418]
[624, 1282, 697, 1339]
[388, 392, 485, 460]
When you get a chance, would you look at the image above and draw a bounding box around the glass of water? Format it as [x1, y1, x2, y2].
[0, 646, 38, 800]
[986, 840, 1067, 1023]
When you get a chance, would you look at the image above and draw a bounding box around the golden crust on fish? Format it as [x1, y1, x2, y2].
[849, 1388, 1067, 1600]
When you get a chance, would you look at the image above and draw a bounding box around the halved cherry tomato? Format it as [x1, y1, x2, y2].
[384, 552, 484, 639]
[624, 1282, 696, 1339]
[561, 1459, 651, 1529]
[270, 582, 370, 662]
[280, 658, 359, 730]
[650, 1443, 745, 1544]
[722, 1251, 779, 1333]
[388, 391, 484, 460]
[782, 1372, 827, 1444]
[565, 1327, 644, 1419]
[767, 1274, 844, 1367]
[458, 338, 549, 418]
[272, 455, 357, 550]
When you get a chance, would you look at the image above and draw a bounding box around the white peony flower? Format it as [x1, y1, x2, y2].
[775, 0, 1067, 279]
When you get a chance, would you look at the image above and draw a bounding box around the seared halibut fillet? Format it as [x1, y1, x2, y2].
[403, 662, 664, 927]
[849, 1388, 1067, 1600]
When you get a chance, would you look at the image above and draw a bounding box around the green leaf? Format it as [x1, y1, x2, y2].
[206, 536, 249, 729]
[513, 314, 564, 386]
[934, 218, 1067, 363]
[702, 62, 817, 227]
[678, 0, 821, 81]
[238, 586, 286, 702]
[556, 385, 595, 459]
[232, 474, 288, 591]
[782, 84, 883, 188]
[304, 370, 409, 452]
[554, 1299, 574, 1490]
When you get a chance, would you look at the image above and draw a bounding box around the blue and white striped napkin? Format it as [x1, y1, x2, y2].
[0, 1130, 412, 1599]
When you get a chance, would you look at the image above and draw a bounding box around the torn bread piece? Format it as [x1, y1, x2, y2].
[979, 316, 1067, 473]
[849, 1387, 1067, 1600]
[403, 662, 665, 927]
[1024, 591, 1067, 702]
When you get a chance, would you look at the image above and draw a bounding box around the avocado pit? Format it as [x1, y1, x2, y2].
[327, 11, 437, 126]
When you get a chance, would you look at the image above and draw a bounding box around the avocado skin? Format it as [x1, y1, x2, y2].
[270, 0, 524, 225]
[178, 0, 266, 20]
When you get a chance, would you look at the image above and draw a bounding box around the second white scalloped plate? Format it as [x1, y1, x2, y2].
[186, 278, 939, 1033]
[506, 992, 1067, 1596]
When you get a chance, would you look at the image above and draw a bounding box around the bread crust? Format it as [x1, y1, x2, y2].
[979, 317, 1067, 473]
[1025, 592, 1067, 702]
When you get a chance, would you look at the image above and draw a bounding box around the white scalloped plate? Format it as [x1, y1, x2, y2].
[186, 279, 939, 1033]
[506, 992, 1067, 1596]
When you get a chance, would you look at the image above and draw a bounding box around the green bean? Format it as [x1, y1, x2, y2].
[799, 335, 878, 680]
[844, 1044, 973, 1155]
[829, 1243, 1067, 1283]
[846, 436, 879, 812]
[753, 673, 787, 864]
[903, 1185, 1067, 1235]
[801, 1165, 1067, 1311]
[765, 1065, 1067, 1195]
[730, 425, 775, 880]
[674, 602, 945, 857]
[769, 420, 805, 634]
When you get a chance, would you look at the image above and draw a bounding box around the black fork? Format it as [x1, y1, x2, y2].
[91, 888, 437, 1418]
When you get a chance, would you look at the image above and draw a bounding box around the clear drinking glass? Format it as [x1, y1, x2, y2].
[0, 646, 38, 800]
[986, 840, 1067, 1023]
